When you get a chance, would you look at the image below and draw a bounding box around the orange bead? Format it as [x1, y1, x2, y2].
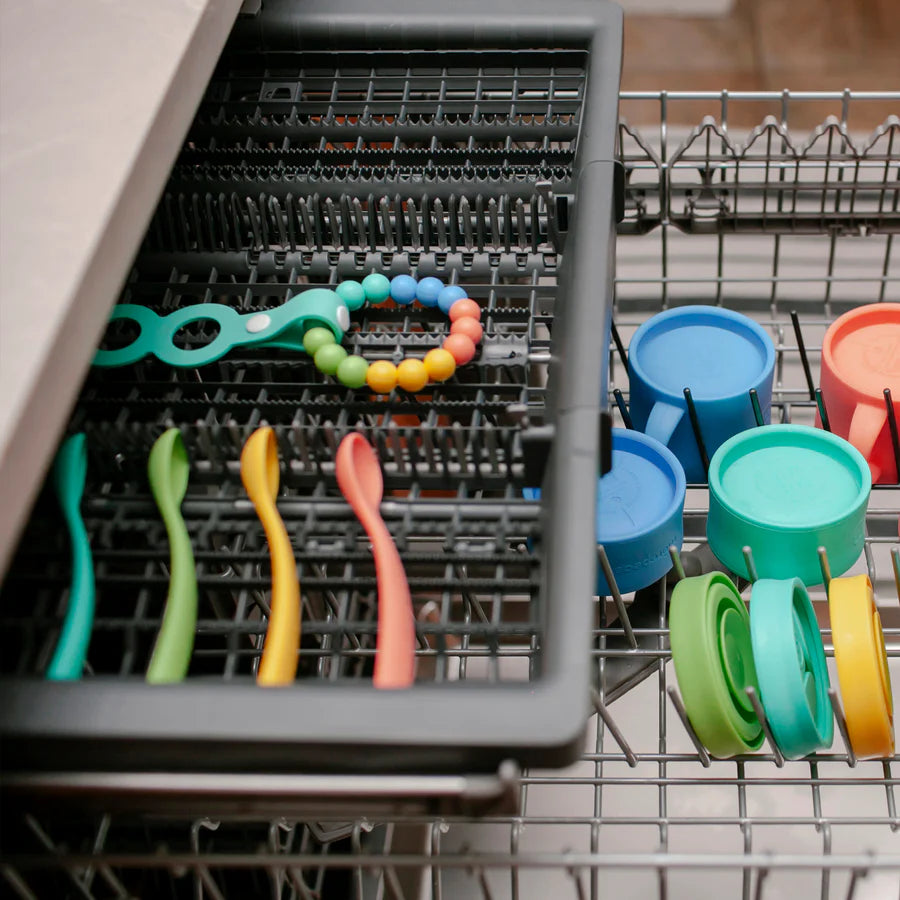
[423, 348, 457, 382]
[366, 360, 398, 394]
[448, 298, 481, 322]
[442, 333, 477, 365]
[396, 358, 429, 392]
[450, 316, 483, 344]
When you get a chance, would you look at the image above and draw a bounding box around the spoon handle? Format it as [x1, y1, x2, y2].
[367, 516, 416, 689]
[146, 429, 198, 684]
[241, 427, 301, 686]
[47, 434, 95, 680]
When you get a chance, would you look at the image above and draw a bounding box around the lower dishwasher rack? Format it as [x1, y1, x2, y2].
[3, 92, 900, 900]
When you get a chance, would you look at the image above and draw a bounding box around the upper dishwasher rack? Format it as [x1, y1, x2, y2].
[0, 0, 623, 778]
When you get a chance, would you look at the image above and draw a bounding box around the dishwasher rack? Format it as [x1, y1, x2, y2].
[0, 0, 624, 778]
[2, 89, 899, 900]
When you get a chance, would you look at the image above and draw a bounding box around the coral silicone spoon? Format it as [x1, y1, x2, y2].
[47, 433, 95, 680]
[241, 426, 300, 686]
[335, 432, 415, 688]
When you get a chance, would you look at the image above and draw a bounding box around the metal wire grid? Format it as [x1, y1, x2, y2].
[618, 90, 900, 238]
[3, 95, 900, 900]
[1, 48, 576, 684]
[147, 48, 584, 255]
[0, 265, 554, 680]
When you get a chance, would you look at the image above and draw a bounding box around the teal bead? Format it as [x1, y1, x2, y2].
[361, 273, 391, 305]
[336, 355, 370, 389]
[303, 326, 336, 356]
[336, 281, 366, 311]
[314, 343, 348, 375]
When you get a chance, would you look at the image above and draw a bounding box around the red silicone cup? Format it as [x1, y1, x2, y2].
[817, 303, 900, 484]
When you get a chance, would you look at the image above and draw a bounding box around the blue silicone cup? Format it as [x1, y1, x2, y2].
[525, 429, 686, 595]
[628, 305, 775, 484]
[750, 577, 834, 759]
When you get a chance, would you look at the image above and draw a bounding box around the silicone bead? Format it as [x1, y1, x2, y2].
[336, 355, 369, 389]
[336, 281, 367, 311]
[303, 326, 336, 356]
[416, 277, 444, 308]
[423, 348, 456, 381]
[367, 360, 399, 394]
[361, 273, 391, 305]
[390, 275, 418, 306]
[442, 333, 477, 365]
[437, 285, 468, 314]
[450, 316, 484, 344]
[448, 298, 481, 322]
[396, 358, 429, 392]
[314, 343, 348, 375]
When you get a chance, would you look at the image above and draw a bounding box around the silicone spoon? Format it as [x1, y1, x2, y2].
[241, 427, 300, 686]
[336, 432, 415, 688]
[46, 433, 95, 680]
[146, 429, 198, 684]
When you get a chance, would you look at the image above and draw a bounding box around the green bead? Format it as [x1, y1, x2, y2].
[303, 326, 336, 356]
[314, 343, 348, 375]
[336, 281, 366, 311]
[361, 273, 391, 304]
[336, 355, 370, 389]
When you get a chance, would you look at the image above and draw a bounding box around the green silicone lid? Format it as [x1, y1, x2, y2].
[670, 571, 763, 757]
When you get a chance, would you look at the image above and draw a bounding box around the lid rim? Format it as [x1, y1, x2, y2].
[628, 305, 776, 406]
[708, 425, 871, 533]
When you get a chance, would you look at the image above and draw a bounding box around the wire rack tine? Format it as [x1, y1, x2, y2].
[590, 687, 638, 768]
[789, 311, 815, 401]
[666, 686, 711, 767]
[827, 688, 858, 768]
[817, 546, 832, 594]
[745, 687, 785, 768]
[668, 546, 686, 582]
[742, 546, 759, 584]
[597, 545, 637, 650]
[683, 388, 709, 476]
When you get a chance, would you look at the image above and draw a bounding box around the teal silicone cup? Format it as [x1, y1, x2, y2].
[707, 425, 870, 585]
[749, 578, 833, 758]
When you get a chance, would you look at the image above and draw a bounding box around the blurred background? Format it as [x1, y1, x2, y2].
[620, 0, 897, 128]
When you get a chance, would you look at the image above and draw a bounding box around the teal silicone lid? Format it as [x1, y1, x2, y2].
[749, 578, 833, 759]
[707, 425, 870, 585]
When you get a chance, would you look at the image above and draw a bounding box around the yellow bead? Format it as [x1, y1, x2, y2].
[366, 360, 398, 394]
[423, 348, 456, 382]
[396, 358, 429, 392]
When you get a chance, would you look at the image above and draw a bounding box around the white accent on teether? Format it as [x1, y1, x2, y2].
[246, 313, 271, 334]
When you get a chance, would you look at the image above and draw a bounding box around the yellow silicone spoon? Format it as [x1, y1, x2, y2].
[241, 427, 300, 686]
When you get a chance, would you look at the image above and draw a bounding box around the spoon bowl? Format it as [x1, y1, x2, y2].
[336, 432, 384, 515]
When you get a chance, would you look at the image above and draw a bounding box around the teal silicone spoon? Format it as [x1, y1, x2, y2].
[46, 433, 95, 681]
[146, 428, 198, 684]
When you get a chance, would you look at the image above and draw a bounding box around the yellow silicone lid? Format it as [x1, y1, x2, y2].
[829, 574, 894, 759]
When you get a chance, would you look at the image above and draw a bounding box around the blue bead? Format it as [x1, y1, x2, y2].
[416, 276, 444, 307]
[437, 285, 468, 315]
[390, 275, 418, 306]
[336, 280, 366, 311]
[361, 273, 391, 305]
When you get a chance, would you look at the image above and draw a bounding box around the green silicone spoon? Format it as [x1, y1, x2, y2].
[146, 428, 197, 684]
[46, 433, 95, 681]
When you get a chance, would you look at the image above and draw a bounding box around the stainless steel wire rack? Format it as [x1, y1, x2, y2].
[2, 91, 900, 900]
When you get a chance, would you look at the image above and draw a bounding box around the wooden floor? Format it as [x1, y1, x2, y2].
[620, 0, 900, 128]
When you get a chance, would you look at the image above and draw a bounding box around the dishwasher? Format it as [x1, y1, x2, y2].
[0, 1, 898, 898]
